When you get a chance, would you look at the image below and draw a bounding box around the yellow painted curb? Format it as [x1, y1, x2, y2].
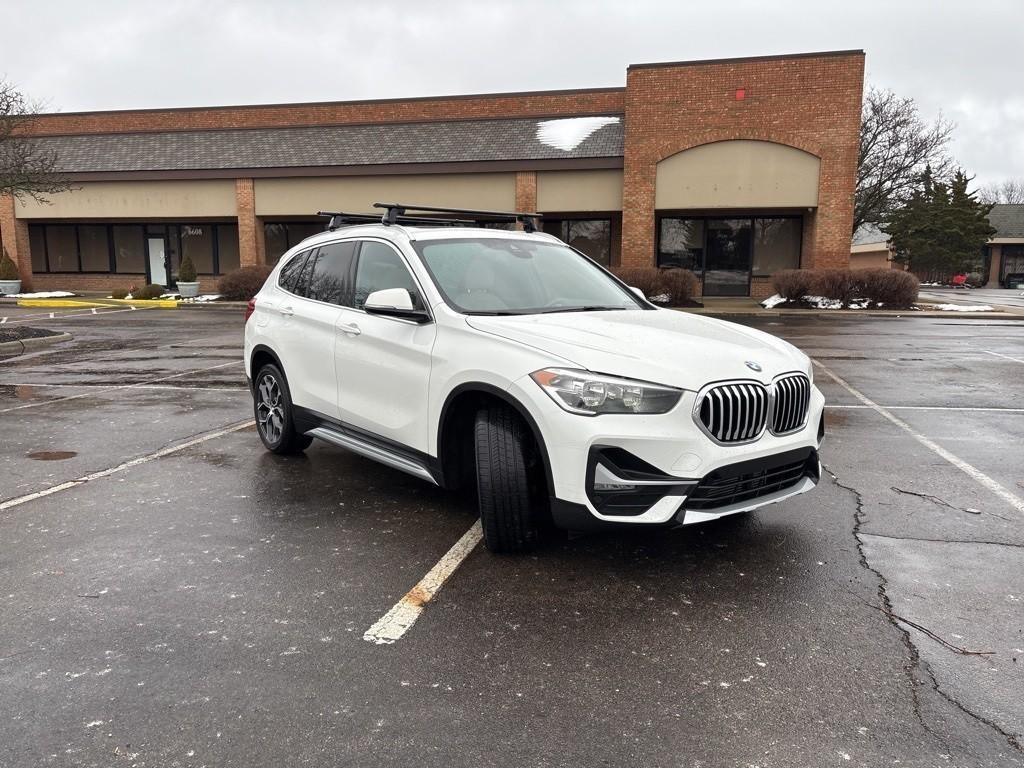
[17, 299, 109, 308]
[17, 298, 179, 309]
[102, 298, 179, 308]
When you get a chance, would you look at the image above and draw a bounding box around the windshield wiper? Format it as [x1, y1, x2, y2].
[536, 305, 629, 314]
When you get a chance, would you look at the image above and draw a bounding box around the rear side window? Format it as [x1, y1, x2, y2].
[354, 241, 424, 310]
[278, 249, 310, 294]
[304, 241, 357, 305]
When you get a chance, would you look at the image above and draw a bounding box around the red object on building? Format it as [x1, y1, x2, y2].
[735, 88, 746, 101]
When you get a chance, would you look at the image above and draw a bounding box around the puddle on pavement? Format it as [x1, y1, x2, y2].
[27, 450, 78, 461]
[825, 410, 849, 427]
[0, 384, 39, 400]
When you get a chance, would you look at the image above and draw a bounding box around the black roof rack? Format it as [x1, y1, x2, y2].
[316, 210, 473, 231]
[373, 202, 542, 233]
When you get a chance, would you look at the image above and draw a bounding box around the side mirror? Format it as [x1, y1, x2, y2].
[363, 288, 431, 322]
[629, 286, 646, 299]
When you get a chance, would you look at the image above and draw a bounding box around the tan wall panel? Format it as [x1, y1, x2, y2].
[255, 174, 516, 216]
[15, 180, 237, 219]
[536, 170, 623, 212]
[655, 140, 820, 209]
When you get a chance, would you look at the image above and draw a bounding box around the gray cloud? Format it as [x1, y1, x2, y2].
[4, 0, 1021, 185]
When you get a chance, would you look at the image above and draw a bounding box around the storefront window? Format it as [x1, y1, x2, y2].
[218, 225, 240, 273]
[29, 226, 47, 272]
[113, 226, 146, 273]
[181, 225, 214, 274]
[752, 218, 801, 275]
[45, 226, 78, 272]
[1002, 245, 1024, 284]
[79, 225, 110, 272]
[264, 222, 325, 262]
[541, 219, 612, 266]
[658, 219, 704, 270]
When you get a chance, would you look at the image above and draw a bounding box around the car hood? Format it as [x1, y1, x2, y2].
[465, 309, 809, 390]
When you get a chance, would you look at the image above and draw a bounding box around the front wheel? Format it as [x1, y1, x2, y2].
[474, 406, 546, 553]
[253, 363, 312, 455]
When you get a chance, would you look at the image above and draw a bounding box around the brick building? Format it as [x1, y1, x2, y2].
[0, 50, 864, 298]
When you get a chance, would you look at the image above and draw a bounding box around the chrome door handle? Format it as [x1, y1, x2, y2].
[279, 306, 295, 317]
[338, 322, 361, 336]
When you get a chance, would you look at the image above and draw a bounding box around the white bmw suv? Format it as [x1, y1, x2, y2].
[244, 204, 824, 553]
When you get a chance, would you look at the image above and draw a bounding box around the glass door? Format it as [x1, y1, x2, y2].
[703, 219, 752, 296]
[147, 236, 169, 286]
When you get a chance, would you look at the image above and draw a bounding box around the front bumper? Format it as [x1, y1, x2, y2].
[509, 373, 825, 530]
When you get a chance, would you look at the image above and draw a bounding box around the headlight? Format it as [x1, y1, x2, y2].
[530, 368, 683, 416]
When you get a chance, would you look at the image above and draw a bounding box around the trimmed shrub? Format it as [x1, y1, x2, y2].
[811, 269, 860, 306]
[612, 266, 699, 305]
[854, 268, 918, 308]
[217, 265, 272, 301]
[178, 254, 197, 283]
[659, 268, 700, 305]
[110, 289, 129, 300]
[772, 269, 815, 301]
[0, 248, 19, 280]
[131, 284, 165, 300]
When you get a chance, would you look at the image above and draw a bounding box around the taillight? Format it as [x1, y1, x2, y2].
[245, 298, 256, 322]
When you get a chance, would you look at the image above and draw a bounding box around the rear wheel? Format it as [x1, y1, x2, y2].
[253, 363, 312, 455]
[474, 405, 547, 553]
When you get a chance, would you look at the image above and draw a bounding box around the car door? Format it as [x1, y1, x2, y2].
[275, 241, 356, 419]
[335, 239, 436, 453]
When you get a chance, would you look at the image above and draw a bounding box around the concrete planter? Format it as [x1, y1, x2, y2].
[176, 281, 200, 298]
[0, 280, 22, 296]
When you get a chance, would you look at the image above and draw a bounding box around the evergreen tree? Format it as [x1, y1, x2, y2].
[885, 168, 995, 281]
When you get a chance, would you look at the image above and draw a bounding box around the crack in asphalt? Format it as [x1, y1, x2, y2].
[824, 464, 1024, 759]
[859, 531, 1024, 549]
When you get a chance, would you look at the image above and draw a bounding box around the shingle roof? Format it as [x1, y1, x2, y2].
[989, 204, 1024, 238]
[33, 116, 624, 173]
[852, 223, 888, 246]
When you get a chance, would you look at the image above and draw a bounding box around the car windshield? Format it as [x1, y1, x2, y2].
[413, 237, 644, 315]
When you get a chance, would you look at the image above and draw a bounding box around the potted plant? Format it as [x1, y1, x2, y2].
[176, 254, 200, 298]
[0, 247, 21, 295]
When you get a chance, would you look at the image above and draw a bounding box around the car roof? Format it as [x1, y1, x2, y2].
[292, 224, 560, 248]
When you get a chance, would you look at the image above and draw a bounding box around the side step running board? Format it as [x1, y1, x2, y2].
[306, 426, 438, 485]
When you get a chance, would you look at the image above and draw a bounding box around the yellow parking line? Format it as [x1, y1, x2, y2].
[17, 298, 178, 309]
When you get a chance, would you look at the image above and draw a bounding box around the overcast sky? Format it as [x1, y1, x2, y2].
[4, 0, 1022, 186]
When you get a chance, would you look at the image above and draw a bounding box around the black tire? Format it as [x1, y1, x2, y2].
[253, 363, 313, 455]
[474, 405, 546, 553]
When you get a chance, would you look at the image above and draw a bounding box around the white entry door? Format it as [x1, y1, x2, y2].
[147, 237, 168, 286]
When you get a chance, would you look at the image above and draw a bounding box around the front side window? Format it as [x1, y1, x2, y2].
[304, 241, 357, 305]
[414, 238, 643, 315]
[354, 241, 424, 310]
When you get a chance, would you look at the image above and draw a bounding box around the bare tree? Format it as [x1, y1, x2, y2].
[978, 178, 1024, 205]
[0, 80, 69, 202]
[855, 88, 954, 234]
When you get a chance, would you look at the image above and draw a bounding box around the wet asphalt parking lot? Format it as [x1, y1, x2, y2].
[1, 304, 1022, 768]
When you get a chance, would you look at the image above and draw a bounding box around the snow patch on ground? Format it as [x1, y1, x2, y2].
[182, 294, 222, 303]
[535, 117, 620, 151]
[760, 294, 787, 309]
[803, 295, 845, 309]
[8, 291, 76, 298]
[930, 303, 995, 312]
[648, 293, 670, 304]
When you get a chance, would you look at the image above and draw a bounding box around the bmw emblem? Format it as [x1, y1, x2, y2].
[745, 360, 762, 372]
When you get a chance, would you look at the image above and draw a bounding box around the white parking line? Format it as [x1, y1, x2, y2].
[826, 404, 1024, 413]
[3, 305, 146, 324]
[363, 520, 483, 645]
[0, 360, 243, 413]
[983, 349, 1024, 364]
[813, 359, 1024, 517]
[0, 420, 255, 512]
[0, 381, 246, 393]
